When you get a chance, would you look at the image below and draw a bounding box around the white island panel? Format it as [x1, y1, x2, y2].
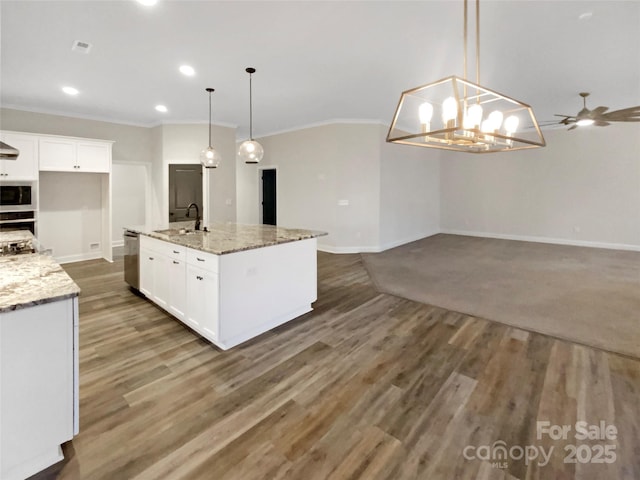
[218, 237, 317, 349]
[1, 298, 76, 480]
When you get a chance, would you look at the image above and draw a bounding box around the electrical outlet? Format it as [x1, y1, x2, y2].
[90, 242, 100, 249]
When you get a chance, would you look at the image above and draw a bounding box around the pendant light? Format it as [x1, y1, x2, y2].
[200, 87, 221, 168]
[238, 67, 264, 164]
[387, 0, 545, 153]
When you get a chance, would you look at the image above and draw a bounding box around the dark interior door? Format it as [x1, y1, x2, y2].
[262, 169, 276, 226]
[169, 164, 202, 222]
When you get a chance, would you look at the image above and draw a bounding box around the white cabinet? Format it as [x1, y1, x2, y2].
[185, 263, 219, 339]
[39, 137, 111, 173]
[168, 258, 187, 320]
[0, 131, 38, 180]
[140, 236, 186, 317]
[1, 297, 77, 480]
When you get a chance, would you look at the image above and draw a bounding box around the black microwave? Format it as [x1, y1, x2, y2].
[0, 183, 35, 211]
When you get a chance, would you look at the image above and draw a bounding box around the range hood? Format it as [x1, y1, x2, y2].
[0, 141, 20, 160]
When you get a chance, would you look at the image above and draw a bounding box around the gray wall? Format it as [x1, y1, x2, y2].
[238, 122, 440, 252]
[440, 122, 640, 249]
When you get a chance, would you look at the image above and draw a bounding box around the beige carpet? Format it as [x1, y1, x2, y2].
[362, 234, 640, 358]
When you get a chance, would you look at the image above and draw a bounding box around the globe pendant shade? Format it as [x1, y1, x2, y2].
[200, 146, 221, 168]
[238, 139, 264, 164]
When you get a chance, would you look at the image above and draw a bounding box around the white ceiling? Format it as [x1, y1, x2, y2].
[1, 1, 639, 139]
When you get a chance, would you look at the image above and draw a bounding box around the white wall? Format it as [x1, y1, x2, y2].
[158, 124, 236, 227]
[0, 108, 152, 164]
[379, 126, 440, 250]
[111, 162, 148, 245]
[38, 172, 103, 262]
[238, 123, 384, 252]
[440, 123, 640, 249]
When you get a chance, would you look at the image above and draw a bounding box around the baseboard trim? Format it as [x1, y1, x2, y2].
[55, 252, 105, 264]
[378, 229, 440, 252]
[317, 230, 439, 254]
[318, 244, 380, 254]
[440, 229, 640, 252]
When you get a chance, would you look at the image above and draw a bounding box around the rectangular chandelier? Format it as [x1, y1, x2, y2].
[387, 75, 546, 153]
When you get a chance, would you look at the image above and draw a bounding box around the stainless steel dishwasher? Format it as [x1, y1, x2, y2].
[123, 229, 140, 290]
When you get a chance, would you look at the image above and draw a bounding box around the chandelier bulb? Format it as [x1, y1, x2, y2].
[442, 97, 458, 123]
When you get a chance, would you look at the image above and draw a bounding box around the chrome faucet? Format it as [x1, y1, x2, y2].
[186, 203, 201, 231]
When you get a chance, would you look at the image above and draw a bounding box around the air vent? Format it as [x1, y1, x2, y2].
[71, 40, 93, 54]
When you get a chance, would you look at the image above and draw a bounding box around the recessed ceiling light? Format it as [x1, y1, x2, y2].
[136, 0, 158, 6]
[62, 86, 79, 96]
[179, 65, 195, 76]
[155, 105, 168, 113]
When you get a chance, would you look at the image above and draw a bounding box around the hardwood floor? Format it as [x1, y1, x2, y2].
[31, 252, 639, 479]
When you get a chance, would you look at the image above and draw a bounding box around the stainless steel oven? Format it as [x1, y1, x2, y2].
[0, 182, 36, 211]
[0, 210, 36, 234]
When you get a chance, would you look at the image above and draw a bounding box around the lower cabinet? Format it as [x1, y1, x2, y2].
[139, 247, 170, 310]
[168, 258, 187, 320]
[140, 236, 217, 341]
[1, 297, 77, 480]
[185, 264, 219, 339]
[138, 234, 317, 350]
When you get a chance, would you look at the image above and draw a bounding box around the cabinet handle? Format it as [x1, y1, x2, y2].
[173, 260, 179, 264]
[197, 257, 205, 262]
[149, 257, 154, 260]
[196, 275, 203, 280]
[173, 250, 180, 254]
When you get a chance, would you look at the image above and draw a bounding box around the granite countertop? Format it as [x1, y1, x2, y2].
[0, 253, 81, 313]
[0, 230, 34, 245]
[130, 222, 327, 255]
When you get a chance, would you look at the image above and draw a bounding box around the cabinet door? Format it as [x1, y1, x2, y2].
[39, 138, 76, 172]
[139, 247, 155, 298]
[168, 258, 187, 320]
[0, 132, 38, 180]
[77, 142, 110, 173]
[152, 253, 170, 311]
[185, 264, 218, 340]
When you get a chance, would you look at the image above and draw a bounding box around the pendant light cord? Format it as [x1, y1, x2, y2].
[208, 90, 212, 148]
[249, 72, 254, 141]
[476, 0, 480, 86]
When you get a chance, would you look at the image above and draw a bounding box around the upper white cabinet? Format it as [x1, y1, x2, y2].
[0, 131, 39, 180]
[39, 136, 111, 173]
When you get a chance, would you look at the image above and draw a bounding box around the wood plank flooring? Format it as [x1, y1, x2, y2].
[30, 252, 640, 479]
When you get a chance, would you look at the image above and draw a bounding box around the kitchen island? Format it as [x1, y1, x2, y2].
[0, 252, 80, 480]
[131, 223, 327, 350]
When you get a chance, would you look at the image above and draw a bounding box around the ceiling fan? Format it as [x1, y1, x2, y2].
[553, 92, 640, 130]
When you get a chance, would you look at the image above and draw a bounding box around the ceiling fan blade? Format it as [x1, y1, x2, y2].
[602, 106, 640, 120]
[593, 120, 611, 127]
[604, 117, 640, 122]
[590, 106, 609, 116]
[568, 125, 578, 131]
[554, 114, 576, 118]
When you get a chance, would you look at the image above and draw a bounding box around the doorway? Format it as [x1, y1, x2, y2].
[260, 168, 277, 226]
[169, 164, 202, 222]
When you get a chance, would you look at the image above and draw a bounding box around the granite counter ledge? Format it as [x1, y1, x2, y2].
[137, 222, 327, 256]
[0, 253, 80, 312]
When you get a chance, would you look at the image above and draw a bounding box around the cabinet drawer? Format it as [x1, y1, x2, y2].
[141, 236, 186, 260]
[187, 248, 219, 273]
[140, 235, 164, 253]
[158, 242, 186, 260]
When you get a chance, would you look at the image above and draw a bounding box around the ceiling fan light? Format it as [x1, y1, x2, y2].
[576, 118, 595, 126]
